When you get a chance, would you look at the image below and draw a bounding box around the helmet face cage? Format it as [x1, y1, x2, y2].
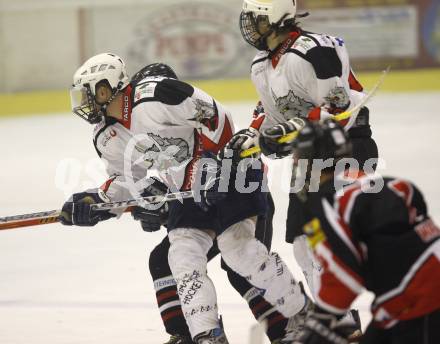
[70, 83, 102, 124]
[240, 11, 278, 51]
[71, 53, 130, 124]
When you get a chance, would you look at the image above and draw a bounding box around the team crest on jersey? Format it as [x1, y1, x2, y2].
[190, 99, 218, 131]
[325, 87, 350, 109]
[135, 133, 190, 171]
[273, 89, 314, 119]
[192, 99, 215, 122]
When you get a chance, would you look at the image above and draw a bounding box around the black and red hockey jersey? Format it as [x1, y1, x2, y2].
[302, 173, 440, 328]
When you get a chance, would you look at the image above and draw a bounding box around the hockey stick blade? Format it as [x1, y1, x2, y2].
[240, 67, 390, 158]
[0, 190, 194, 230]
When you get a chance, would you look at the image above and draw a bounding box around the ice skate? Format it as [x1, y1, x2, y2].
[278, 289, 314, 343]
[193, 328, 229, 344]
[163, 334, 195, 344]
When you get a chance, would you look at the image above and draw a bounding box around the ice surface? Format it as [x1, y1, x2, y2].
[0, 93, 439, 343]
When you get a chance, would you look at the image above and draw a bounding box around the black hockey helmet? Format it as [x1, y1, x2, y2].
[294, 119, 352, 164]
[131, 63, 178, 83]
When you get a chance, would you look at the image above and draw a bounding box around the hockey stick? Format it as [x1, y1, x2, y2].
[333, 66, 390, 122]
[0, 190, 194, 231]
[240, 67, 390, 158]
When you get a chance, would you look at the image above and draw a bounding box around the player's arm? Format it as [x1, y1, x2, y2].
[218, 101, 264, 165]
[60, 122, 130, 226]
[184, 86, 235, 154]
[296, 193, 367, 344]
[218, 100, 293, 165]
[93, 123, 170, 231]
[305, 191, 366, 314]
[257, 46, 356, 159]
[60, 121, 152, 227]
[297, 39, 365, 130]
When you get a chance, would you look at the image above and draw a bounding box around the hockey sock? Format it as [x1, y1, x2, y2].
[149, 236, 191, 337]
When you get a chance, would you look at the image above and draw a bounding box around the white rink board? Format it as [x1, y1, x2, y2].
[0, 93, 440, 344]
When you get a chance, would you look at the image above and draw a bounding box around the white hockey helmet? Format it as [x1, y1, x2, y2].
[240, 0, 300, 50]
[243, 0, 297, 25]
[70, 53, 130, 124]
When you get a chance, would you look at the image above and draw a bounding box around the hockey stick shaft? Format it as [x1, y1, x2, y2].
[0, 190, 194, 230]
[90, 190, 194, 211]
[0, 210, 61, 230]
[333, 66, 390, 122]
[240, 67, 390, 158]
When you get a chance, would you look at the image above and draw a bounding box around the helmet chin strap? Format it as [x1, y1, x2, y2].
[258, 13, 289, 51]
[96, 81, 125, 117]
[262, 12, 310, 52]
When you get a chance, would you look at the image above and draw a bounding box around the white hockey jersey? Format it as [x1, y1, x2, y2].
[248, 30, 366, 132]
[92, 76, 234, 206]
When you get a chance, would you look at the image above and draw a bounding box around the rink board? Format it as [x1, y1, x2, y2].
[1, 69, 440, 118]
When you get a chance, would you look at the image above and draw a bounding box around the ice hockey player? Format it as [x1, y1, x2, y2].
[289, 119, 440, 344]
[135, 175, 286, 341]
[130, 64, 288, 344]
[221, 0, 378, 339]
[59, 53, 309, 343]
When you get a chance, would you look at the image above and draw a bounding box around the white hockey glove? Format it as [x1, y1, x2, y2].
[259, 118, 306, 159]
[218, 127, 260, 167]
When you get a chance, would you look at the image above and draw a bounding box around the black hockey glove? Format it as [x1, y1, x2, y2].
[259, 118, 306, 159]
[60, 190, 115, 227]
[194, 152, 228, 212]
[293, 308, 352, 344]
[218, 128, 260, 169]
[131, 177, 169, 232]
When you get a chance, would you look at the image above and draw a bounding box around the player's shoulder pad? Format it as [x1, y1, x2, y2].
[133, 78, 195, 107]
[287, 32, 343, 79]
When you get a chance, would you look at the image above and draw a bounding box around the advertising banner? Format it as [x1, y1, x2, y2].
[299, 0, 440, 70]
[88, 0, 440, 75]
[88, 1, 256, 80]
[1, 0, 439, 92]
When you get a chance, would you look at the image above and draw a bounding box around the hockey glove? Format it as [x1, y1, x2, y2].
[193, 152, 228, 212]
[131, 177, 169, 232]
[259, 118, 306, 159]
[218, 128, 260, 168]
[293, 308, 352, 344]
[60, 190, 115, 227]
